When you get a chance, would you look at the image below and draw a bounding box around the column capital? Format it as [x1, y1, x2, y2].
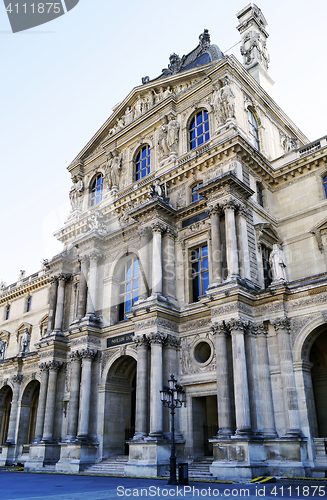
[206, 204, 221, 217]
[47, 360, 64, 372]
[166, 227, 178, 240]
[70, 350, 82, 362]
[12, 374, 23, 384]
[79, 348, 98, 360]
[134, 334, 149, 349]
[165, 334, 181, 349]
[247, 321, 268, 336]
[79, 255, 90, 265]
[58, 273, 70, 283]
[50, 276, 58, 285]
[222, 199, 240, 212]
[39, 362, 49, 372]
[88, 250, 102, 263]
[225, 317, 247, 333]
[151, 221, 166, 234]
[238, 205, 248, 218]
[271, 316, 291, 333]
[211, 321, 228, 336]
[147, 332, 166, 345]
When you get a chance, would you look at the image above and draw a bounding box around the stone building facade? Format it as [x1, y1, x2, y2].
[0, 4, 327, 480]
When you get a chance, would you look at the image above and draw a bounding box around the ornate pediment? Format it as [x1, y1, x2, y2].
[254, 223, 282, 248]
[311, 217, 327, 252]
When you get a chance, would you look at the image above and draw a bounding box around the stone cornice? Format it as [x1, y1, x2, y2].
[0, 273, 51, 305]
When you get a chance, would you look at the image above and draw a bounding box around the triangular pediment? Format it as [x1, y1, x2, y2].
[311, 216, 327, 234]
[254, 223, 282, 246]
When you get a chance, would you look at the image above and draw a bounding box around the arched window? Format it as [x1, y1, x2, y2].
[189, 110, 210, 150]
[323, 175, 327, 198]
[248, 109, 260, 150]
[118, 256, 140, 321]
[191, 182, 204, 203]
[90, 173, 104, 206]
[135, 145, 150, 181]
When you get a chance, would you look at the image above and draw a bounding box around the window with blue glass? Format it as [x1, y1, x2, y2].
[189, 110, 210, 150]
[91, 173, 104, 206]
[323, 175, 327, 198]
[191, 182, 204, 203]
[190, 245, 209, 302]
[135, 145, 151, 181]
[118, 257, 140, 321]
[248, 109, 260, 150]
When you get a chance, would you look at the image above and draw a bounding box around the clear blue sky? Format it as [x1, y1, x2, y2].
[1, 0, 326, 286]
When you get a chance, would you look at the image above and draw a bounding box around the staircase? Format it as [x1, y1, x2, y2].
[188, 456, 214, 479]
[83, 455, 128, 476]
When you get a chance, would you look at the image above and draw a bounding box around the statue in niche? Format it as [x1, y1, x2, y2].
[211, 77, 235, 126]
[167, 113, 180, 155]
[269, 244, 287, 283]
[280, 133, 297, 153]
[0, 340, 5, 360]
[105, 150, 122, 190]
[69, 176, 84, 211]
[20, 328, 30, 354]
[158, 116, 170, 159]
[148, 179, 164, 200]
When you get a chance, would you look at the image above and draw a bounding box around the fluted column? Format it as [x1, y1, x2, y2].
[138, 228, 151, 300]
[77, 349, 97, 440]
[238, 206, 251, 281]
[211, 322, 232, 435]
[6, 374, 23, 444]
[152, 223, 165, 295]
[272, 317, 302, 436]
[46, 277, 58, 335]
[134, 335, 149, 439]
[77, 256, 89, 319]
[66, 351, 81, 441]
[42, 361, 62, 442]
[33, 364, 49, 443]
[253, 322, 277, 436]
[86, 252, 100, 316]
[223, 200, 240, 280]
[164, 229, 177, 299]
[54, 275, 67, 332]
[208, 206, 222, 283]
[228, 319, 251, 435]
[148, 333, 165, 437]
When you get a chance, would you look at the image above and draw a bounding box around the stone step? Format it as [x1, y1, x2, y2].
[83, 456, 128, 475]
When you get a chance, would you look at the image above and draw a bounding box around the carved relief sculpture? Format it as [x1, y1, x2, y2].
[69, 176, 84, 211]
[211, 77, 235, 127]
[0, 340, 5, 360]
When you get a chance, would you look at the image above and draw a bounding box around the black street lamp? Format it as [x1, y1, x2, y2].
[160, 374, 186, 485]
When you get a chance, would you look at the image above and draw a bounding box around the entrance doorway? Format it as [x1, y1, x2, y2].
[104, 355, 136, 457]
[310, 328, 327, 437]
[17, 380, 40, 447]
[192, 395, 218, 457]
[0, 386, 13, 445]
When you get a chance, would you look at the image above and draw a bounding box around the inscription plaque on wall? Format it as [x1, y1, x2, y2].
[107, 333, 133, 348]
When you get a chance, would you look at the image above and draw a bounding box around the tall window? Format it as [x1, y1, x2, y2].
[189, 110, 210, 150]
[26, 296, 32, 313]
[323, 175, 327, 198]
[5, 305, 10, 321]
[191, 182, 204, 203]
[91, 173, 104, 206]
[190, 245, 209, 302]
[0, 390, 12, 444]
[261, 244, 272, 288]
[118, 257, 140, 321]
[257, 182, 264, 207]
[248, 109, 260, 150]
[135, 145, 150, 181]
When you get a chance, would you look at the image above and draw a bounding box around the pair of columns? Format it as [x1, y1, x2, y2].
[66, 348, 98, 441]
[134, 333, 180, 439]
[212, 316, 302, 437]
[208, 199, 250, 283]
[47, 275, 70, 334]
[5, 374, 23, 444]
[138, 224, 176, 299]
[76, 252, 101, 320]
[34, 361, 63, 443]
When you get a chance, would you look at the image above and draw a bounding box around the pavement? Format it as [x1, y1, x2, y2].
[0, 471, 326, 500]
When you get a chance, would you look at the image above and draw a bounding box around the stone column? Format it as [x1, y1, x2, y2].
[77, 349, 97, 440]
[77, 256, 89, 319]
[238, 207, 251, 281]
[138, 228, 151, 300]
[46, 277, 58, 335]
[148, 333, 165, 437]
[164, 229, 177, 299]
[223, 200, 240, 280]
[54, 275, 67, 332]
[152, 223, 165, 296]
[253, 322, 277, 436]
[134, 335, 149, 439]
[42, 361, 62, 442]
[228, 319, 252, 435]
[272, 317, 302, 436]
[66, 351, 81, 441]
[208, 206, 222, 283]
[86, 252, 100, 316]
[33, 363, 49, 443]
[211, 322, 232, 435]
[6, 374, 23, 444]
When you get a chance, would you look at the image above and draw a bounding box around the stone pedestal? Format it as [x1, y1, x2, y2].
[56, 442, 99, 473]
[24, 443, 61, 470]
[0, 444, 15, 466]
[209, 437, 309, 480]
[125, 441, 171, 477]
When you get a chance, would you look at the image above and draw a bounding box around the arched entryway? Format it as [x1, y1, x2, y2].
[0, 385, 13, 445]
[17, 380, 40, 447]
[103, 355, 136, 457]
[309, 326, 327, 437]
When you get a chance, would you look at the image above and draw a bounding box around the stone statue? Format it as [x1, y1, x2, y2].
[199, 29, 210, 50]
[148, 179, 163, 199]
[135, 96, 143, 117]
[269, 244, 287, 283]
[168, 53, 182, 74]
[0, 340, 5, 360]
[69, 177, 84, 211]
[20, 328, 30, 354]
[158, 117, 170, 159]
[280, 133, 297, 153]
[87, 210, 106, 234]
[167, 114, 180, 155]
[105, 150, 122, 190]
[124, 106, 134, 125]
[211, 77, 235, 126]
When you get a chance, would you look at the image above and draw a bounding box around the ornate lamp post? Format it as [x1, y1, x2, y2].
[160, 374, 186, 485]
